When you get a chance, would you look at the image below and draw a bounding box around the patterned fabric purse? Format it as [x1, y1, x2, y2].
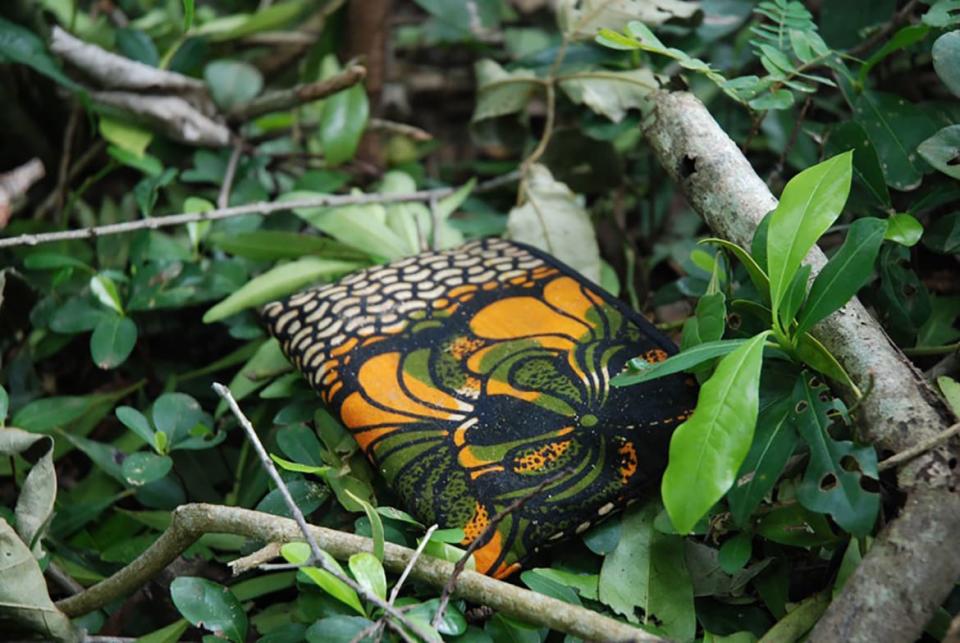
[263, 238, 697, 577]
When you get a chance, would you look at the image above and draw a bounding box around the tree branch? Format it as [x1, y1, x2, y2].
[54, 504, 662, 642]
[644, 90, 960, 643]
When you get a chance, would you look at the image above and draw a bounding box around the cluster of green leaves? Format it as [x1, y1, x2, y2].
[616, 151, 887, 535]
[596, 0, 836, 111]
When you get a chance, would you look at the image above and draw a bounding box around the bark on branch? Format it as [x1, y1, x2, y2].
[644, 90, 960, 643]
[55, 503, 663, 643]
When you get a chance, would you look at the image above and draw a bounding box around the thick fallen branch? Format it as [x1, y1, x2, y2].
[54, 503, 662, 643]
[644, 90, 960, 643]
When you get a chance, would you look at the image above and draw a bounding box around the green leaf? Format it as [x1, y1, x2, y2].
[99, 117, 153, 158]
[520, 570, 582, 605]
[757, 503, 838, 548]
[344, 490, 385, 562]
[529, 567, 598, 601]
[275, 423, 325, 468]
[0, 520, 78, 641]
[662, 332, 770, 534]
[270, 453, 330, 475]
[281, 543, 365, 615]
[918, 125, 960, 180]
[203, 257, 360, 323]
[924, 212, 960, 254]
[208, 231, 367, 261]
[793, 375, 880, 536]
[90, 314, 138, 369]
[0, 429, 56, 555]
[682, 291, 727, 350]
[135, 619, 190, 643]
[204, 59, 263, 110]
[507, 164, 601, 283]
[598, 503, 695, 639]
[702, 238, 770, 300]
[23, 252, 93, 272]
[0, 385, 7, 425]
[0, 18, 80, 91]
[858, 25, 931, 84]
[472, 59, 540, 122]
[121, 452, 173, 486]
[90, 274, 124, 314]
[170, 577, 248, 643]
[215, 339, 289, 416]
[348, 552, 387, 601]
[182, 0, 195, 30]
[195, 1, 308, 42]
[795, 333, 858, 392]
[613, 339, 748, 387]
[767, 151, 853, 325]
[152, 393, 204, 447]
[932, 30, 960, 97]
[825, 122, 891, 209]
[109, 146, 164, 177]
[718, 533, 752, 574]
[406, 598, 466, 637]
[885, 213, 923, 247]
[760, 593, 830, 642]
[287, 192, 411, 261]
[796, 217, 887, 334]
[13, 388, 129, 435]
[853, 90, 938, 191]
[116, 406, 154, 445]
[778, 264, 810, 328]
[726, 395, 799, 526]
[320, 56, 369, 165]
[832, 539, 863, 598]
[305, 616, 376, 643]
[937, 376, 960, 416]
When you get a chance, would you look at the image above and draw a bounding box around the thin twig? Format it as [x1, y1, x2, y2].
[926, 352, 960, 382]
[368, 118, 433, 142]
[848, 0, 923, 57]
[432, 469, 572, 629]
[218, 142, 244, 209]
[32, 141, 106, 221]
[212, 383, 436, 643]
[228, 542, 282, 575]
[904, 342, 960, 358]
[767, 96, 812, 187]
[53, 104, 81, 220]
[227, 66, 367, 122]
[878, 421, 960, 472]
[46, 561, 84, 596]
[0, 172, 520, 249]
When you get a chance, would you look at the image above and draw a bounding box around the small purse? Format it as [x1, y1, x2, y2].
[263, 238, 697, 577]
